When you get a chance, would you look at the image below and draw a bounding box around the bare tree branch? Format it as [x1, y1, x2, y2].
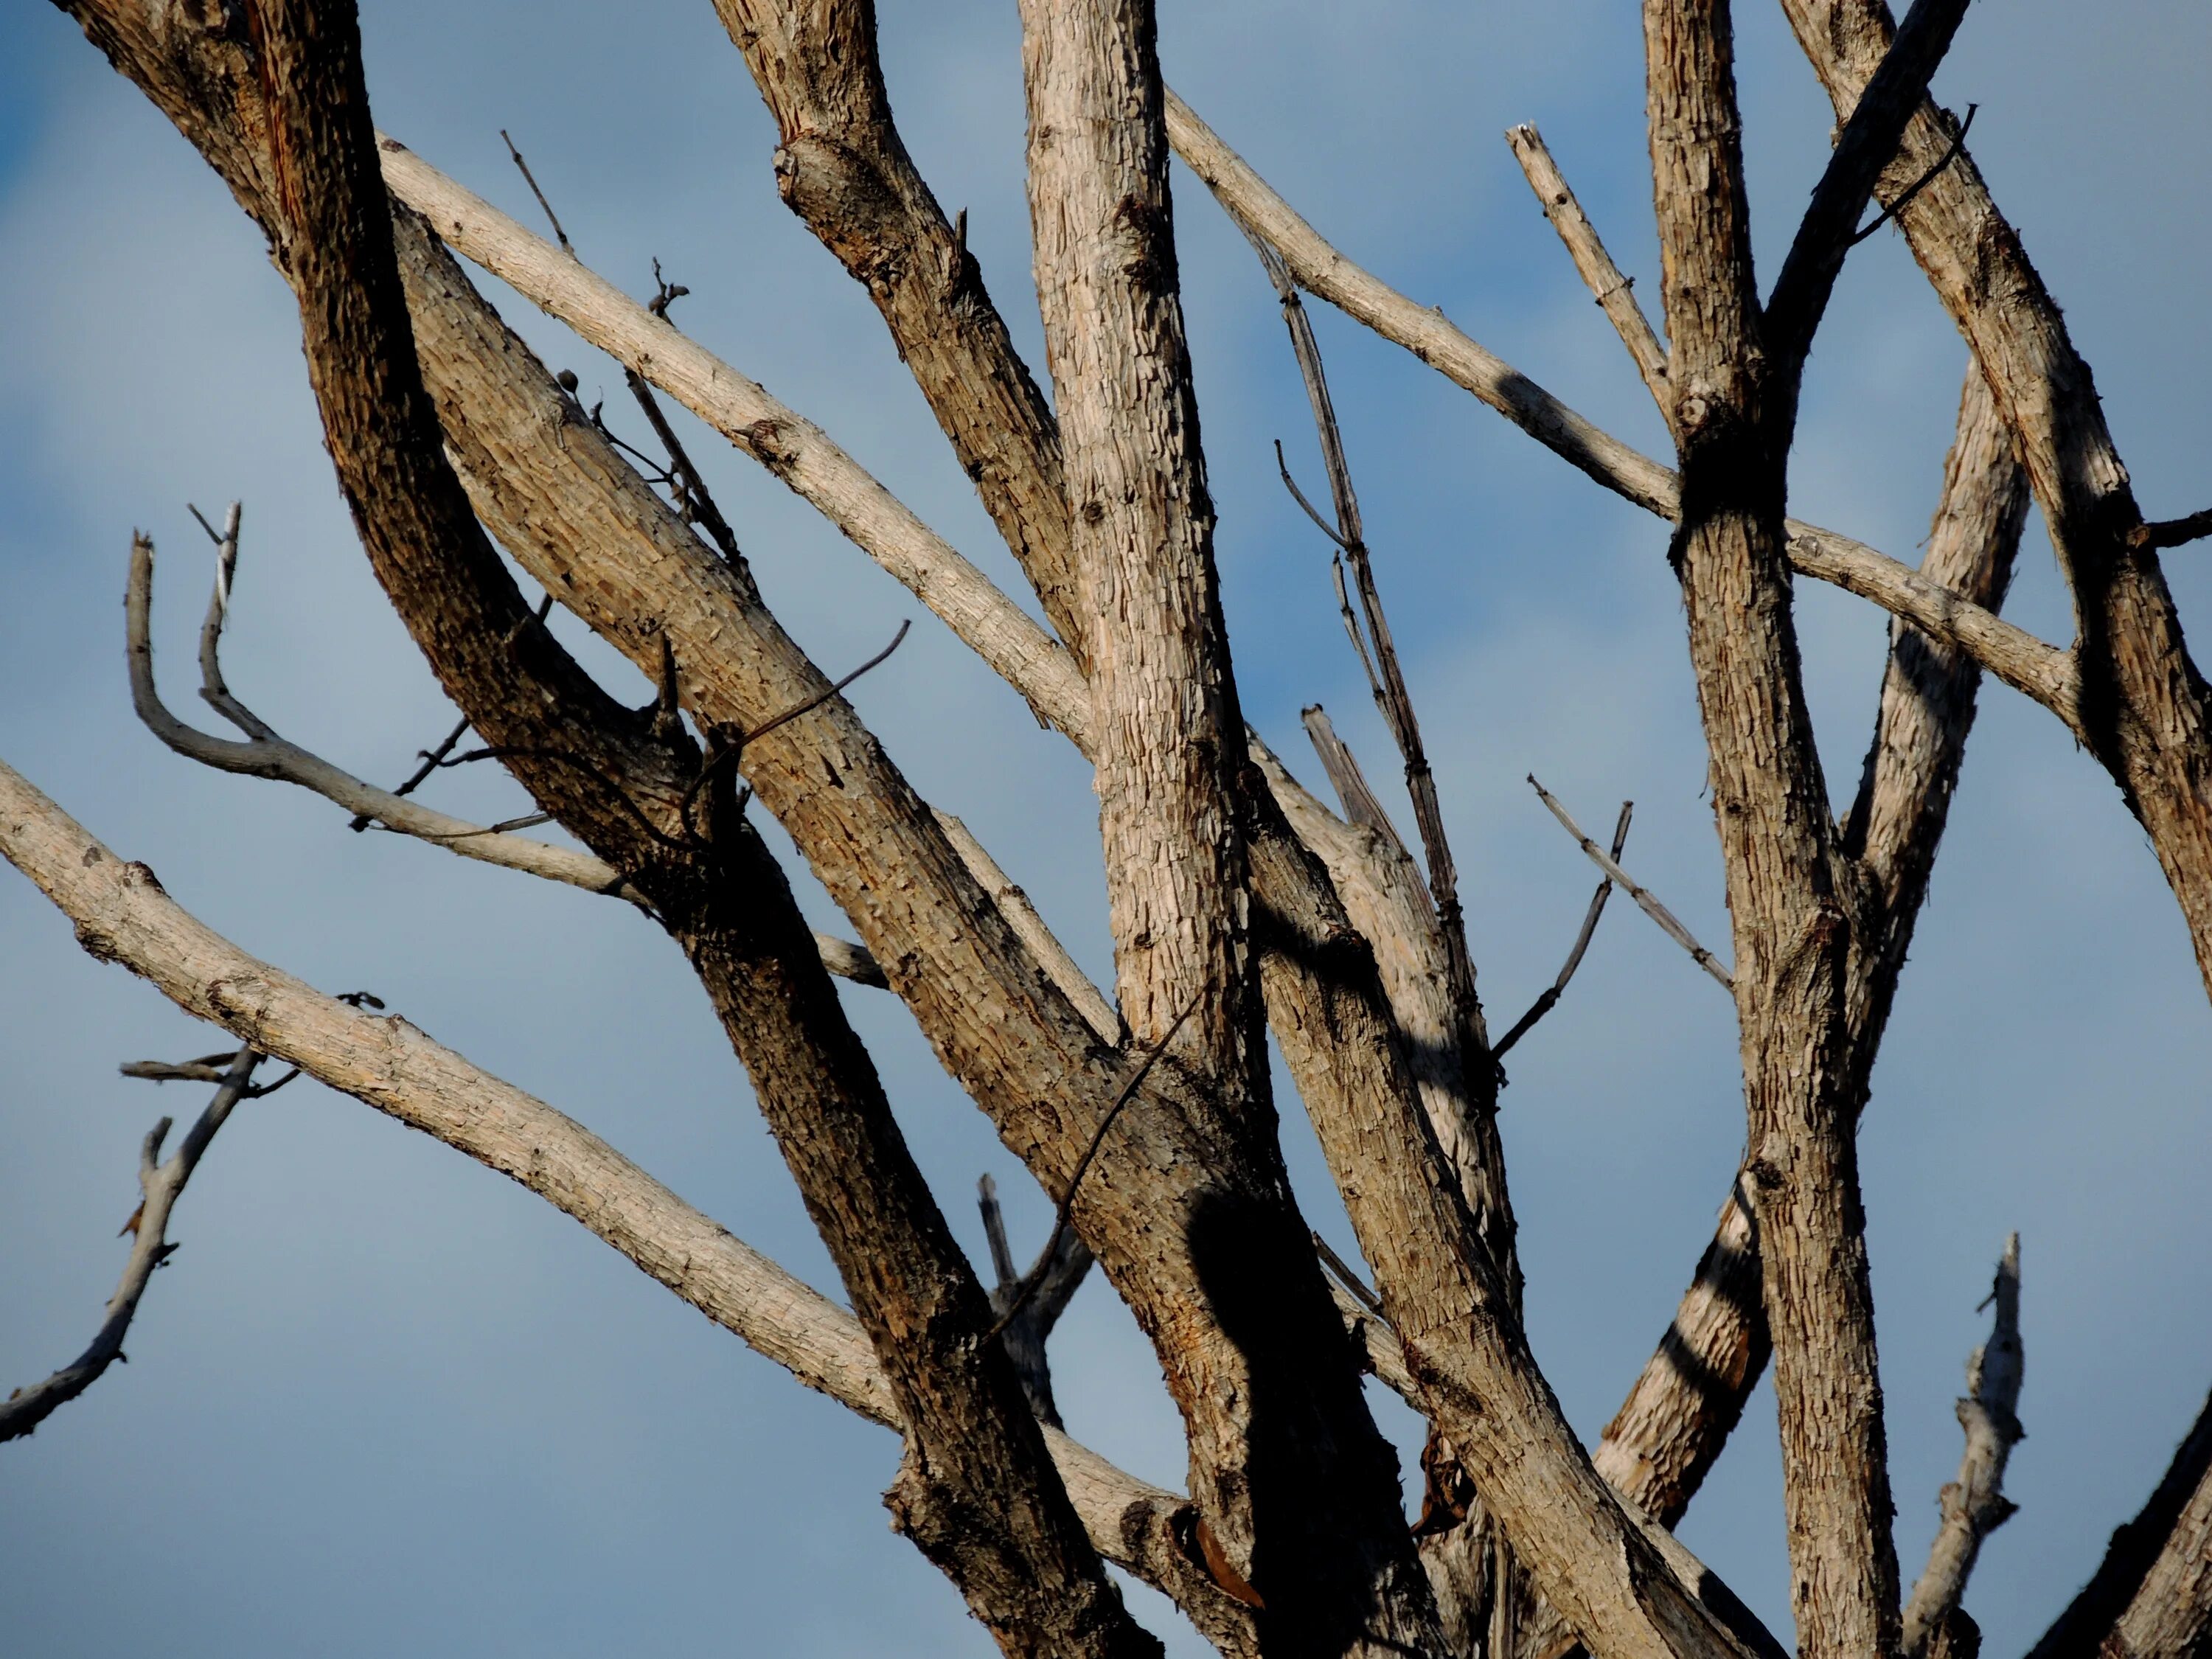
[1249, 231, 1486, 1055]
[1773, 0, 2212, 1012]
[976, 1174, 1094, 1431]
[1902, 1234, 2024, 1658]
[374, 138, 1093, 753]
[1494, 801, 1632, 1060]
[0, 751, 1224, 1626]
[1504, 125, 1669, 406]
[1523, 367, 2031, 1659]
[0, 1047, 260, 1442]
[127, 519, 888, 987]
[1761, 0, 1976, 395]
[707, 0, 1087, 670]
[1162, 89, 2076, 727]
[1528, 777, 1731, 990]
[2131, 509, 2212, 553]
[1641, 2, 1901, 1652]
[251, 9, 1163, 1645]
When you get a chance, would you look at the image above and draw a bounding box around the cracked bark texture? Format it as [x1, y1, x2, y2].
[1571, 364, 2025, 1598]
[1641, 5, 1906, 1658]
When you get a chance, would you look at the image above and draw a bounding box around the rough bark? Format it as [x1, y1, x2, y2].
[241, 7, 1159, 1652]
[1577, 361, 2025, 1553]
[388, 46, 1775, 1659]
[1639, 4, 1956, 1655]
[1017, 0, 1256, 1108]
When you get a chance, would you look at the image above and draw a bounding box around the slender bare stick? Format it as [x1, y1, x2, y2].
[1248, 231, 1486, 1048]
[2132, 509, 2212, 552]
[1902, 1234, 2025, 1658]
[1493, 801, 1632, 1057]
[0, 1048, 260, 1441]
[1504, 126, 1669, 404]
[1528, 777, 1732, 989]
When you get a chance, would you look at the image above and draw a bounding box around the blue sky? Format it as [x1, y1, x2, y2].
[1, 4, 2207, 1655]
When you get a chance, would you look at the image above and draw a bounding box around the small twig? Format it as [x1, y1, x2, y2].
[500, 136, 735, 564]
[1849, 102, 1978, 248]
[625, 364, 743, 563]
[1300, 705, 1409, 855]
[2131, 508, 2212, 552]
[124, 531, 668, 906]
[985, 996, 1200, 1344]
[975, 1172, 1095, 1429]
[1245, 226, 1485, 1046]
[500, 129, 572, 256]
[1494, 801, 1633, 1057]
[349, 715, 470, 831]
[1527, 777, 1733, 990]
[678, 620, 911, 845]
[977, 1173, 1020, 1287]
[0, 1048, 261, 1442]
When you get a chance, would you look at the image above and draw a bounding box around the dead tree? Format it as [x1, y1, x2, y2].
[4, 1, 2208, 1656]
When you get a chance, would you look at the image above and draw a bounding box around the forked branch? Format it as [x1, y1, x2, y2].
[1250, 231, 1484, 1046]
[0, 1048, 261, 1442]
[1528, 778, 1731, 990]
[125, 524, 886, 986]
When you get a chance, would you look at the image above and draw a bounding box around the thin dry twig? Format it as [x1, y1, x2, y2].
[985, 996, 1200, 1344]
[499, 128, 572, 255]
[676, 619, 911, 845]
[977, 1173, 1095, 1430]
[1848, 102, 1977, 248]
[501, 135, 742, 566]
[1493, 801, 1633, 1057]
[1310, 1229, 1384, 1318]
[0, 1048, 261, 1442]
[1527, 777, 1732, 990]
[125, 524, 885, 983]
[1245, 229, 1484, 1047]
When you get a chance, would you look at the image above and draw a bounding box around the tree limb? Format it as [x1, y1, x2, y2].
[1901, 1234, 2023, 1658]
[0, 752, 1228, 1628]
[1772, 0, 2212, 1012]
[1504, 125, 1669, 406]
[0, 1047, 260, 1442]
[372, 138, 1094, 754]
[1642, 4, 1900, 1654]
[2026, 1383, 2212, 1659]
[242, 10, 1163, 1649]
[707, 0, 1088, 670]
